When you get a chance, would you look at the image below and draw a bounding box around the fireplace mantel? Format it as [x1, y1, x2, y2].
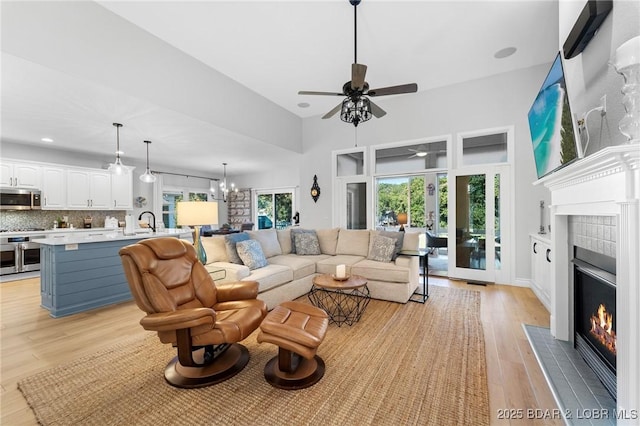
[535, 144, 640, 417]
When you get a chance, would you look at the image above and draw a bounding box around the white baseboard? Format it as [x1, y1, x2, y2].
[512, 277, 532, 288]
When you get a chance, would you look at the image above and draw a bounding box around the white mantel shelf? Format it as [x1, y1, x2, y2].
[535, 144, 639, 419]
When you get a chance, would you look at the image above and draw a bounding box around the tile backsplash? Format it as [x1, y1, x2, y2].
[0, 210, 127, 230]
[569, 215, 616, 258]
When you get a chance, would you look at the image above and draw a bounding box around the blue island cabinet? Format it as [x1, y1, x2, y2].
[39, 238, 143, 317]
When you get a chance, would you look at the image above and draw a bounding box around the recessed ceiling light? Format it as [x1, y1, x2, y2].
[494, 47, 517, 59]
[41, 137, 54, 143]
[297, 102, 310, 108]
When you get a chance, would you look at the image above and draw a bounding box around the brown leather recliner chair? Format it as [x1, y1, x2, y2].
[119, 237, 267, 388]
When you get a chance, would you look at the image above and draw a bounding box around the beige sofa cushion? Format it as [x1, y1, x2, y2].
[277, 229, 292, 254]
[247, 229, 282, 258]
[207, 262, 250, 281]
[269, 254, 330, 281]
[241, 264, 293, 292]
[401, 231, 420, 251]
[316, 228, 339, 255]
[316, 254, 365, 275]
[335, 229, 371, 257]
[351, 259, 410, 283]
[201, 236, 229, 263]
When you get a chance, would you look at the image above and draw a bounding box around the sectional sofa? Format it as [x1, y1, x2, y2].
[201, 228, 420, 309]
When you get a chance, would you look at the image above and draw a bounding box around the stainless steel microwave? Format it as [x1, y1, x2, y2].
[0, 188, 42, 210]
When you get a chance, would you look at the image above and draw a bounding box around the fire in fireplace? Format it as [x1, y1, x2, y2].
[573, 247, 617, 400]
[590, 303, 616, 356]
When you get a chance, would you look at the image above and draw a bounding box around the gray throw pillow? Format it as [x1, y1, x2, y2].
[224, 233, 250, 264]
[290, 228, 316, 254]
[235, 239, 268, 270]
[294, 232, 321, 255]
[367, 235, 396, 263]
[377, 230, 405, 260]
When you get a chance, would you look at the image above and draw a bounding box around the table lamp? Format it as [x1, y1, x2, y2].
[397, 212, 408, 232]
[177, 201, 218, 264]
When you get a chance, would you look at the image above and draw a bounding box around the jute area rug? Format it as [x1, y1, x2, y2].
[18, 285, 489, 425]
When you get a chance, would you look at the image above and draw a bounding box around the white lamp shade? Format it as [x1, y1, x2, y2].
[177, 201, 219, 226]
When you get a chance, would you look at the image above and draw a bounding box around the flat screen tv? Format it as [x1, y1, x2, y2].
[527, 52, 579, 179]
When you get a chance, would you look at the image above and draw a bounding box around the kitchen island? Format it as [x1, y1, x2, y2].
[34, 229, 193, 317]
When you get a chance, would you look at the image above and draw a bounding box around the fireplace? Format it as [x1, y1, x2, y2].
[535, 145, 639, 414]
[573, 247, 617, 400]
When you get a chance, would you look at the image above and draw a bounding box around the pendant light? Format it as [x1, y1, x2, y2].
[108, 123, 125, 175]
[139, 140, 157, 183]
[219, 163, 237, 202]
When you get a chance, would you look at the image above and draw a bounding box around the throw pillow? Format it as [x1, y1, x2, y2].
[294, 232, 321, 255]
[224, 233, 250, 264]
[235, 239, 268, 270]
[367, 235, 396, 263]
[315, 228, 339, 255]
[200, 236, 228, 263]
[376, 230, 405, 260]
[246, 229, 282, 258]
[290, 228, 316, 254]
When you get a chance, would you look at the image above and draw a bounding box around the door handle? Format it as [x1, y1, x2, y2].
[546, 248, 551, 263]
[533, 242, 537, 254]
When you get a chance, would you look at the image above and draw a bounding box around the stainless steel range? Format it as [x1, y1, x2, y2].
[0, 228, 45, 275]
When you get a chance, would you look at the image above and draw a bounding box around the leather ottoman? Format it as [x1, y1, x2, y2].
[257, 301, 328, 389]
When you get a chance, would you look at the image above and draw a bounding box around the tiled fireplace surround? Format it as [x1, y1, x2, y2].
[536, 145, 640, 419]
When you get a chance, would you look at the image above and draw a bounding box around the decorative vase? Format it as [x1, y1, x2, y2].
[612, 36, 640, 143]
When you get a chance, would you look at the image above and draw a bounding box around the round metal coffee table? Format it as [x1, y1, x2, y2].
[308, 274, 370, 327]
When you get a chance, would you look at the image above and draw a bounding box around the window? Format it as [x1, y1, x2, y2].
[336, 151, 365, 177]
[375, 175, 426, 229]
[375, 172, 448, 234]
[162, 189, 210, 228]
[255, 189, 295, 229]
[375, 140, 447, 174]
[459, 130, 510, 166]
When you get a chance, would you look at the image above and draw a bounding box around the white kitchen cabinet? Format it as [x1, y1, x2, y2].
[41, 166, 67, 209]
[110, 167, 133, 210]
[66, 168, 111, 209]
[530, 234, 552, 311]
[0, 161, 41, 188]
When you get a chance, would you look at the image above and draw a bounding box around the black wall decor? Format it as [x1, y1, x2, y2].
[563, 0, 613, 59]
[310, 175, 321, 202]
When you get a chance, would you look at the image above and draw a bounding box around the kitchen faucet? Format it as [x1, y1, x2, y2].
[138, 211, 156, 233]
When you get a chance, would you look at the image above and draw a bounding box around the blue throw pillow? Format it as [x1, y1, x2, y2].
[235, 239, 268, 270]
[224, 233, 250, 264]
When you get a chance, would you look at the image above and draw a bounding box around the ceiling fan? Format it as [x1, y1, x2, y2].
[298, 0, 418, 127]
[407, 145, 446, 158]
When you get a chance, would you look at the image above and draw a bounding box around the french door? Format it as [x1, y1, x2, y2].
[334, 177, 370, 229]
[449, 165, 510, 283]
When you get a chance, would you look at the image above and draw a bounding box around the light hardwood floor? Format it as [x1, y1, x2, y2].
[0, 276, 562, 425]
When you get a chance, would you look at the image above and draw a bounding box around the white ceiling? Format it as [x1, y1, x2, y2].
[0, 0, 559, 176]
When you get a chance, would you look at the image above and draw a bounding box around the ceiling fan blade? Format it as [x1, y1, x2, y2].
[298, 90, 344, 96]
[368, 83, 418, 97]
[408, 154, 418, 158]
[322, 103, 343, 119]
[369, 100, 387, 118]
[351, 63, 367, 90]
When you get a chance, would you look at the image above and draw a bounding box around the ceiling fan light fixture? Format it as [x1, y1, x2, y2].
[139, 140, 156, 183]
[340, 97, 372, 127]
[416, 151, 427, 157]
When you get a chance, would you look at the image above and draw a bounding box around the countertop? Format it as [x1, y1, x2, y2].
[1, 227, 125, 238]
[32, 228, 192, 245]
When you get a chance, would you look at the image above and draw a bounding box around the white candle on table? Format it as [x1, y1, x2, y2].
[336, 264, 346, 278]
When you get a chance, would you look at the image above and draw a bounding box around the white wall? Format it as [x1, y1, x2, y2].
[299, 64, 555, 281]
[560, 0, 640, 154]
